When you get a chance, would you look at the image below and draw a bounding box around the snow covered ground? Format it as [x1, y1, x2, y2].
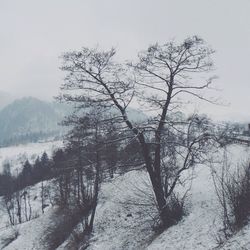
[1, 143, 250, 249]
[0, 179, 54, 250]
[86, 144, 250, 250]
[0, 140, 63, 174]
[0, 140, 63, 248]
[86, 171, 158, 250]
[0, 207, 55, 250]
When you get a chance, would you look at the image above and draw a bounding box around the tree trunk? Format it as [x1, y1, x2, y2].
[137, 134, 167, 225]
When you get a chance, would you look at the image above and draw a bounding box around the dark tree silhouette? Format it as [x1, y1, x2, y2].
[59, 36, 216, 227]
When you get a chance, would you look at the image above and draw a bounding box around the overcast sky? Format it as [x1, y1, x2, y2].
[0, 0, 250, 121]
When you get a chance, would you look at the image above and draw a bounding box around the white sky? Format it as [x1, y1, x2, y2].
[0, 0, 250, 121]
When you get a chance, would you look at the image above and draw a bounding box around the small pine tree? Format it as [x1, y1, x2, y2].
[40, 152, 51, 177]
[20, 160, 32, 186]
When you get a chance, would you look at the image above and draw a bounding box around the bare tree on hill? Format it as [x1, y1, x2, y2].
[59, 36, 216, 227]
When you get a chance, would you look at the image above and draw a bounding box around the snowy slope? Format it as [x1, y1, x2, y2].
[0, 179, 54, 250]
[1, 208, 54, 250]
[147, 145, 250, 250]
[86, 171, 158, 250]
[1, 144, 250, 250]
[85, 145, 250, 250]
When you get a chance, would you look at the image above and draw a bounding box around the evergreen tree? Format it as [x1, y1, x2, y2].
[20, 160, 32, 185]
[40, 152, 51, 177]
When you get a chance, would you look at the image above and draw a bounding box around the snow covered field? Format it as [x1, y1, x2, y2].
[0, 140, 63, 174]
[0, 183, 54, 250]
[1, 144, 250, 249]
[86, 144, 250, 250]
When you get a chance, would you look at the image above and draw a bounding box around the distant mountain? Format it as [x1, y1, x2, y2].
[0, 96, 147, 147]
[0, 97, 71, 146]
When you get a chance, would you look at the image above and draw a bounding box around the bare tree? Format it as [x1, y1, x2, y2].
[66, 107, 111, 232]
[41, 181, 45, 214]
[4, 193, 15, 226]
[59, 36, 216, 227]
[22, 188, 32, 221]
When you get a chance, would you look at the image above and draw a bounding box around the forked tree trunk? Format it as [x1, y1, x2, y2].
[138, 134, 167, 225]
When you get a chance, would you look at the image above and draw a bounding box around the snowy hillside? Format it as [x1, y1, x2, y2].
[0, 180, 56, 250]
[1, 144, 250, 249]
[84, 145, 250, 250]
[0, 140, 63, 174]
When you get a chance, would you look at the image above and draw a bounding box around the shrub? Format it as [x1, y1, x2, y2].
[154, 192, 186, 233]
[213, 159, 250, 239]
[225, 163, 250, 229]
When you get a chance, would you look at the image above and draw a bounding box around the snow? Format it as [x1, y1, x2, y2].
[0, 178, 67, 250]
[0, 140, 64, 249]
[1, 143, 250, 249]
[0, 140, 63, 174]
[84, 144, 250, 250]
[147, 145, 250, 250]
[0, 181, 52, 249]
[1, 208, 55, 250]
[87, 170, 158, 250]
[80, 166, 220, 250]
[147, 165, 219, 250]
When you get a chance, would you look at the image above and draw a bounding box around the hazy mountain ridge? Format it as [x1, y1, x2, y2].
[0, 97, 70, 146]
[0, 97, 147, 147]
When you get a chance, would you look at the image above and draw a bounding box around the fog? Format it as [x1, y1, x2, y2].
[0, 0, 250, 121]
